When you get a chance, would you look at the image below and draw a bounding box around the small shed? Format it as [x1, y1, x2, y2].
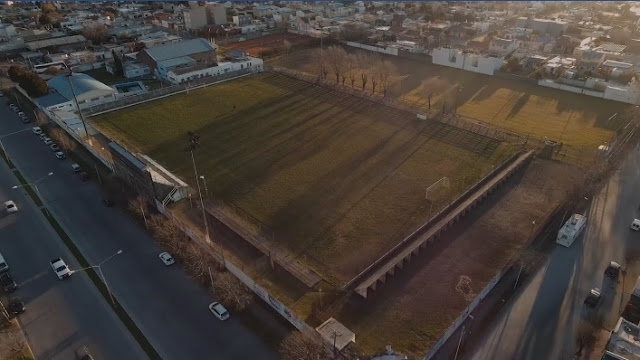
[315, 318, 355, 351]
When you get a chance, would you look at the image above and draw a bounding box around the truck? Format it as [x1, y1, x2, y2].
[556, 213, 587, 247]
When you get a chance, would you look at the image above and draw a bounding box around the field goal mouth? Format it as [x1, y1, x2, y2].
[425, 176, 450, 200]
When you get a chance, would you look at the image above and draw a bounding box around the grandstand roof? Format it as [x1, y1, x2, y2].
[47, 73, 115, 103]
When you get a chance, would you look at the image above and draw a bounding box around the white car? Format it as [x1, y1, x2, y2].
[43, 138, 53, 145]
[4, 201, 17, 213]
[39, 133, 47, 140]
[32, 127, 42, 135]
[632, 219, 640, 231]
[50, 144, 60, 152]
[18, 112, 26, 118]
[159, 252, 175, 266]
[208, 302, 229, 321]
[51, 258, 71, 280]
[55, 151, 65, 160]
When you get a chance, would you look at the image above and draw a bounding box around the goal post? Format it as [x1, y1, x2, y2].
[425, 177, 450, 200]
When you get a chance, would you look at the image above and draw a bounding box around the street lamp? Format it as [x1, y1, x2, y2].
[12, 171, 54, 199]
[60, 63, 91, 144]
[199, 175, 208, 197]
[75, 249, 123, 306]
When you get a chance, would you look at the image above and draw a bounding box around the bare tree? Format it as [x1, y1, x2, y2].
[50, 128, 76, 151]
[325, 45, 346, 84]
[82, 25, 109, 45]
[213, 272, 253, 311]
[183, 242, 215, 281]
[35, 112, 48, 126]
[341, 54, 356, 86]
[282, 39, 292, 55]
[378, 60, 398, 97]
[128, 195, 148, 228]
[356, 52, 370, 91]
[574, 323, 597, 357]
[279, 331, 330, 360]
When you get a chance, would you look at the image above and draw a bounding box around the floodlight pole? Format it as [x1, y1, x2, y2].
[190, 148, 211, 244]
[61, 64, 91, 144]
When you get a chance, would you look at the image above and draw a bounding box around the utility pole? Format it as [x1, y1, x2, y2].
[187, 132, 210, 244]
[62, 65, 91, 145]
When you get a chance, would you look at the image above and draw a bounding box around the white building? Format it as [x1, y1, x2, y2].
[164, 54, 263, 84]
[488, 37, 520, 57]
[43, 73, 117, 111]
[432, 47, 504, 75]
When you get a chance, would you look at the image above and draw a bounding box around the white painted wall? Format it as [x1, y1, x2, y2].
[538, 78, 640, 105]
[165, 57, 263, 84]
[346, 41, 399, 56]
[432, 47, 503, 76]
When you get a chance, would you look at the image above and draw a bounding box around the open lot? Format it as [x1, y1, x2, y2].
[222, 32, 318, 57]
[335, 158, 581, 358]
[273, 48, 628, 153]
[92, 73, 515, 285]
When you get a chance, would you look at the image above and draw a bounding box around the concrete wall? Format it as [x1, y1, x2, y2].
[538, 79, 640, 105]
[432, 47, 503, 76]
[345, 41, 399, 56]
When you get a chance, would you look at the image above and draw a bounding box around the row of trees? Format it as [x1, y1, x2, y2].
[314, 46, 399, 97]
[8, 66, 48, 97]
[128, 197, 253, 311]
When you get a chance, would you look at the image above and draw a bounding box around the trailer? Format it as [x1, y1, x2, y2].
[557, 213, 587, 247]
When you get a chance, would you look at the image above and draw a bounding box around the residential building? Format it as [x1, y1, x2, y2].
[137, 38, 217, 75]
[25, 35, 89, 53]
[488, 37, 520, 57]
[602, 317, 640, 360]
[577, 50, 607, 75]
[232, 14, 253, 27]
[208, 3, 227, 25]
[184, 5, 208, 30]
[0, 23, 17, 41]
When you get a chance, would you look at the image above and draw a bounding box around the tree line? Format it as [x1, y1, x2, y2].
[314, 45, 399, 97]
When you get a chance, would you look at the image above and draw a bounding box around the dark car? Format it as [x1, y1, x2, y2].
[605, 261, 621, 279]
[584, 288, 602, 308]
[75, 346, 94, 360]
[0, 272, 18, 293]
[79, 172, 89, 181]
[102, 196, 114, 207]
[7, 297, 25, 315]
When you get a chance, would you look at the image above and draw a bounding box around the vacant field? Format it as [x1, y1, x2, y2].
[273, 48, 628, 152]
[222, 32, 318, 57]
[93, 73, 515, 285]
[336, 158, 581, 358]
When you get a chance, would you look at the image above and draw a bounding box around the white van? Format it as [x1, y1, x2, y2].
[0, 252, 8, 273]
[631, 219, 640, 231]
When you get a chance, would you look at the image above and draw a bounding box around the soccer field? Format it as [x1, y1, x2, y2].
[92, 73, 516, 284]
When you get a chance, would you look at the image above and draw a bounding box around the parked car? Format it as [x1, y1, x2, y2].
[102, 195, 114, 207]
[584, 288, 602, 308]
[43, 138, 53, 145]
[9, 104, 18, 112]
[0, 272, 18, 293]
[71, 163, 81, 173]
[208, 302, 230, 321]
[75, 346, 94, 360]
[50, 144, 60, 152]
[17, 112, 26, 118]
[4, 200, 17, 213]
[51, 258, 71, 280]
[39, 133, 47, 140]
[55, 151, 65, 160]
[159, 252, 175, 266]
[32, 127, 42, 135]
[605, 261, 621, 278]
[7, 297, 25, 315]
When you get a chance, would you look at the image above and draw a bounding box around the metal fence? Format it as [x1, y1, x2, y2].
[84, 68, 256, 117]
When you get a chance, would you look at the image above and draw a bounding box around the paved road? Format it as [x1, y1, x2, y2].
[0, 127, 146, 358]
[0, 101, 282, 359]
[466, 149, 640, 360]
